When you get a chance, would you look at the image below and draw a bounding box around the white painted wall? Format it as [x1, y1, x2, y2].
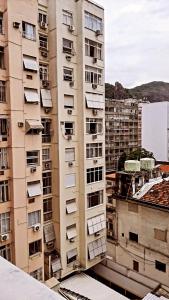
[142, 102, 169, 161]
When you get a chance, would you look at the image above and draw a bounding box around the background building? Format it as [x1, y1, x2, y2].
[0, 0, 106, 281]
[142, 102, 169, 162]
[105, 98, 140, 172]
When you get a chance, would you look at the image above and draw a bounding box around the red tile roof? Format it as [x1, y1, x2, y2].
[160, 165, 169, 173]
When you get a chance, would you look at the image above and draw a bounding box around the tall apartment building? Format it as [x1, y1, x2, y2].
[105, 98, 140, 172]
[0, 0, 106, 281]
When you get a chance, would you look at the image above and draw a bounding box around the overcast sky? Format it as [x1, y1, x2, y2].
[96, 0, 169, 88]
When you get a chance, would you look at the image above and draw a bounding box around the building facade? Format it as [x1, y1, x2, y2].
[105, 98, 140, 172]
[0, 0, 106, 281]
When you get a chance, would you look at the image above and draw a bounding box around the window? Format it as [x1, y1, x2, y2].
[0, 181, 9, 203]
[66, 224, 77, 240]
[87, 190, 103, 208]
[22, 22, 36, 40]
[44, 223, 55, 243]
[41, 89, 52, 108]
[155, 260, 166, 272]
[39, 34, 48, 50]
[65, 148, 75, 162]
[67, 248, 77, 264]
[43, 172, 52, 195]
[41, 118, 51, 143]
[63, 39, 73, 54]
[30, 268, 43, 281]
[85, 39, 102, 60]
[42, 148, 52, 171]
[87, 214, 106, 235]
[85, 66, 102, 85]
[24, 88, 39, 104]
[0, 81, 6, 102]
[64, 94, 74, 108]
[39, 12, 47, 24]
[107, 218, 115, 240]
[39, 63, 48, 81]
[87, 167, 103, 184]
[29, 239, 42, 256]
[88, 237, 106, 260]
[0, 212, 10, 234]
[26, 151, 39, 166]
[64, 122, 74, 135]
[129, 232, 138, 243]
[85, 11, 103, 32]
[0, 148, 8, 169]
[128, 202, 138, 213]
[43, 198, 52, 222]
[154, 228, 167, 242]
[133, 260, 139, 272]
[0, 244, 11, 262]
[86, 118, 103, 134]
[85, 93, 104, 110]
[86, 143, 102, 158]
[65, 174, 76, 188]
[28, 210, 41, 228]
[66, 199, 77, 214]
[27, 181, 42, 198]
[0, 12, 3, 34]
[62, 10, 73, 26]
[0, 47, 5, 69]
[63, 67, 73, 81]
[23, 55, 38, 72]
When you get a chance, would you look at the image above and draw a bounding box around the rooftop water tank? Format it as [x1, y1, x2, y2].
[124, 160, 140, 172]
[140, 158, 155, 170]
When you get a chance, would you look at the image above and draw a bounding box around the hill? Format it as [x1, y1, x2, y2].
[105, 81, 169, 102]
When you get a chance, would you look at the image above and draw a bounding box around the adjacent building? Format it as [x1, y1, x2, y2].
[142, 102, 169, 161]
[105, 98, 140, 172]
[0, 0, 106, 281]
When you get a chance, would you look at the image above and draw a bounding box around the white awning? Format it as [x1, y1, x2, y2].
[27, 181, 42, 197]
[23, 56, 38, 71]
[88, 237, 106, 260]
[67, 248, 78, 260]
[41, 89, 52, 108]
[66, 226, 77, 240]
[24, 89, 39, 103]
[51, 259, 61, 273]
[87, 214, 106, 235]
[44, 223, 55, 243]
[25, 119, 43, 133]
[66, 201, 77, 214]
[86, 93, 104, 110]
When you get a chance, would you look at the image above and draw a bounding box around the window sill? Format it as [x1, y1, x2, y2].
[29, 252, 41, 259]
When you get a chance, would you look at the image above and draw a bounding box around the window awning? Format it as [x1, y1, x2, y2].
[51, 259, 61, 273]
[66, 226, 77, 240]
[88, 236, 106, 260]
[44, 223, 55, 243]
[27, 181, 42, 197]
[41, 89, 52, 108]
[23, 56, 38, 71]
[87, 213, 106, 235]
[24, 89, 39, 104]
[25, 120, 43, 133]
[67, 248, 77, 260]
[66, 201, 77, 214]
[86, 93, 104, 110]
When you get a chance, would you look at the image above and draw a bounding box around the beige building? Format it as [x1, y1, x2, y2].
[0, 0, 106, 281]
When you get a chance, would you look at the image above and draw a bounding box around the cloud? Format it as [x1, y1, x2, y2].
[96, 0, 169, 87]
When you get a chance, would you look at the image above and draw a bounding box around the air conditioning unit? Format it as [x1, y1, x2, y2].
[92, 109, 98, 116]
[40, 21, 47, 29]
[93, 159, 98, 164]
[95, 232, 100, 237]
[70, 238, 75, 243]
[92, 83, 97, 89]
[93, 57, 97, 63]
[30, 166, 36, 173]
[0, 170, 4, 175]
[33, 223, 41, 232]
[42, 80, 50, 88]
[95, 29, 103, 36]
[69, 81, 74, 87]
[44, 162, 50, 169]
[67, 135, 72, 141]
[92, 134, 97, 140]
[13, 22, 20, 29]
[41, 51, 48, 57]
[68, 162, 73, 167]
[0, 234, 9, 242]
[68, 25, 75, 32]
[67, 109, 72, 115]
[45, 108, 51, 114]
[18, 122, 24, 128]
[66, 55, 71, 62]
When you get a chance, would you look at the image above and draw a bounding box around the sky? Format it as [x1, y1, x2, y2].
[96, 0, 169, 88]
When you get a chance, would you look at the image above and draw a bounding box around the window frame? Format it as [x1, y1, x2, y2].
[28, 210, 41, 228]
[87, 190, 103, 208]
[62, 10, 73, 26]
[86, 167, 103, 184]
[29, 239, 42, 256]
[0, 212, 10, 234]
[85, 11, 103, 32]
[85, 66, 102, 85]
[26, 150, 40, 166]
[0, 81, 6, 103]
[43, 197, 52, 222]
[22, 21, 36, 41]
[63, 67, 73, 81]
[86, 143, 102, 159]
[0, 180, 9, 203]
